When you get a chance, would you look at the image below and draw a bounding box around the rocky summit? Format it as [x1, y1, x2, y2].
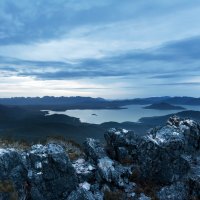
[0, 116, 200, 200]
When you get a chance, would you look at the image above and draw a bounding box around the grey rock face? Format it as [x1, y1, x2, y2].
[67, 188, 96, 200]
[97, 156, 131, 187]
[186, 155, 200, 199]
[104, 128, 139, 163]
[0, 149, 27, 200]
[137, 132, 190, 183]
[26, 143, 78, 200]
[138, 193, 152, 200]
[72, 158, 96, 183]
[0, 143, 78, 200]
[157, 182, 188, 200]
[84, 138, 107, 162]
[167, 116, 200, 151]
[137, 116, 200, 184]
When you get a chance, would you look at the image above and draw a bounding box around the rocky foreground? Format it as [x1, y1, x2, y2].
[0, 116, 200, 200]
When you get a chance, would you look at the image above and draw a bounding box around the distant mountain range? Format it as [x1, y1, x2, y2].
[0, 96, 200, 109]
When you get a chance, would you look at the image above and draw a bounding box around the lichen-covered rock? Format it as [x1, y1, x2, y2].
[0, 148, 27, 200]
[67, 188, 96, 200]
[167, 116, 200, 152]
[0, 143, 79, 200]
[104, 128, 139, 163]
[186, 155, 200, 199]
[26, 143, 78, 200]
[116, 146, 133, 164]
[97, 156, 132, 187]
[157, 182, 188, 200]
[84, 138, 107, 162]
[97, 157, 115, 183]
[137, 117, 200, 184]
[137, 131, 190, 183]
[72, 158, 96, 182]
[138, 193, 151, 200]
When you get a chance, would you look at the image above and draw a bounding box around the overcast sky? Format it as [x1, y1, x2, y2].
[0, 0, 200, 99]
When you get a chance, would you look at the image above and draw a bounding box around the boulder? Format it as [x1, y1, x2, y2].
[97, 156, 131, 187]
[168, 116, 200, 152]
[186, 155, 200, 199]
[0, 148, 27, 200]
[84, 138, 107, 162]
[26, 143, 78, 200]
[137, 130, 189, 183]
[72, 158, 96, 182]
[137, 117, 199, 183]
[104, 128, 139, 163]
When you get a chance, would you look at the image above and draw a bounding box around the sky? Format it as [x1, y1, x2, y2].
[0, 0, 200, 99]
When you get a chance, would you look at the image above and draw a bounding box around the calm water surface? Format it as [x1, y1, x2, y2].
[44, 105, 200, 124]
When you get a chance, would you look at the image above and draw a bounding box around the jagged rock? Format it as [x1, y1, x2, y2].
[96, 156, 132, 187]
[157, 182, 188, 200]
[97, 157, 115, 183]
[186, 155, 200, 199]
[84, 138, 107, 162]
[72, 158, 96, 182]
[0, 116, 200, 200]
[84, 137, 132, 187]
[93, 191, 104, 200]
[26, 143, 78, 200]
[168, 116, 200, 152]
[187, 175, 200, 199]
[124, 182, 136, 199]
[116, 146, 133, 164]
[0, 148, 27, 200]
[0, 143, 79, 200]
[67, 188, 96, 200]
[138, 193, 151, 200]
[101, 184, 111, 193]
[137, 117, 198, 183]
[137, 133, 189, 183]
[104, 128, 139, 163]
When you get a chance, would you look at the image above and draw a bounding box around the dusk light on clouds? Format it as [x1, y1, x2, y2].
[1, 0, 200, 98]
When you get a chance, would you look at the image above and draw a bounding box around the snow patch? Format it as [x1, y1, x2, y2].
[122, 129, 129, 133]
[79, 182, 91, 191]
[172, 132, 180, 136]
[35, 162, 42, 169]
[185, 119, 194, 126]
[72, 159, 95, 174]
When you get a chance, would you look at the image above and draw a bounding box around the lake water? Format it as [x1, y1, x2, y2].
[43, 105, 200, 124]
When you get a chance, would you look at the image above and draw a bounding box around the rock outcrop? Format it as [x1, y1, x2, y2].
[0, 116, 200, 199]
[0, 143, 78, 200]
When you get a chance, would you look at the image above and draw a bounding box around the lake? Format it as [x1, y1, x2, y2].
[43, 105, 200, 124]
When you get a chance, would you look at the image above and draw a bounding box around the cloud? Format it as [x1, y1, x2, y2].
[1, 36, 200, 82]
[1, 1, 200, 98]
[0, 0, 200, 45]
[155, 82, 200, 86]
